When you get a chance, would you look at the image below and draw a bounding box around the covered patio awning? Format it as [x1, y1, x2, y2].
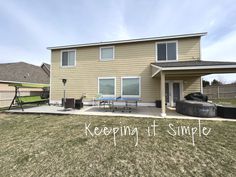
[150, 60, 236, 117]
[151, 60, 236, 77]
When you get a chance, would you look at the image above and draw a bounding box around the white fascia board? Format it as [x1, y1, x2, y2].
[47, 32, 207, 50]
[161, 65, 236, 71]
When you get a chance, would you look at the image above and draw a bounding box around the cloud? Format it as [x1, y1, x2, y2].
[102, 1, 130, 41]
[0, 45, 50, 65]
[0, 0, 235, 83]
[202, 30, 236, 84]
[0, 1, 49, 47]
[202, 30, 236, 61]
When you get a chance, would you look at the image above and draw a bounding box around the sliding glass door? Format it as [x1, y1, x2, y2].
[165, 81, 183, 107]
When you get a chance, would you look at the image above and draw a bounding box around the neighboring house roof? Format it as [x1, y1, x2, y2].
[0, 62, 50, 84]
[42, 63, 50, 70]
[151, 60, 236, 68]
[41, 63, 50, 76]
[47, 32, 207, 50]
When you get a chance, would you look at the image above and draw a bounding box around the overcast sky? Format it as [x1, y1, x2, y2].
[0, 0, 236, 83]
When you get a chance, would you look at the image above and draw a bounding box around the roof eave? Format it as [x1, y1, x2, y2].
[151, 64, 162, 77]
[161, 65, 236, 71]
[47, 32, 207, 50]
[151, 63, 236, 77]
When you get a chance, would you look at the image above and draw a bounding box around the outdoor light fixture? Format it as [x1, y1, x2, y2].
[62, 79, 67, 85]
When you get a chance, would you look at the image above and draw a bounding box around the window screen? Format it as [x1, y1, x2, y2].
[157, 42, 176, 61]
[122, 78, 140, 96]
[99, 78, 115, 96]
[100, 47, 114, 60]
[62, 51, 75, 66]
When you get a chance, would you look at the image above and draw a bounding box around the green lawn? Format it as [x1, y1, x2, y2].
[0, 113, 235, 177]
[211, 99, 236, 106]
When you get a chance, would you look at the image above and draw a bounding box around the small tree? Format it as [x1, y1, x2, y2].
[231, 80, 236, 85]
[211, 79, 222, 86]
[202, 80, 210, 87]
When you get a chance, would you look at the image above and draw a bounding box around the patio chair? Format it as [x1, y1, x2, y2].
[62, 98, 75, 109]
[75, 95, 86, 109]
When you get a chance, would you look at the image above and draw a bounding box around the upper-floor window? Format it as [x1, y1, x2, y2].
[100, 46, 114, 61]
[61, 50, 76, 67]
[156, 41, 177, 61]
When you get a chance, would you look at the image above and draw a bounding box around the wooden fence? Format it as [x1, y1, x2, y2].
[0, 91, 43, 108]
[203, 84, 236, 100]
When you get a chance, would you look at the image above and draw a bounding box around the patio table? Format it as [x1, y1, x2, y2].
[95, 97, 141, 112]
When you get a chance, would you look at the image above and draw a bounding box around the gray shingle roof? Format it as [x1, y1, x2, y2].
[0, 62, 50, 84]
[151, 60, 236, 68]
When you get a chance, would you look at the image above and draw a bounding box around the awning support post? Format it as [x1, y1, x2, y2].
[161, 71, 166, 117]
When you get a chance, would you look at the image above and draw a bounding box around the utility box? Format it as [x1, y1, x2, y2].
[155, 100, 161, 108]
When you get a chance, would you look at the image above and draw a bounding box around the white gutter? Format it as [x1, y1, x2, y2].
[161, 65, 236, 71]
[47, 32, 207, 50]
[151, 64, 236, 77]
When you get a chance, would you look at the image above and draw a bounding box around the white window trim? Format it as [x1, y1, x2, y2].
[60, 49, 76, 67]
[99, 46, 115, 61]
[121, 76, 141, 98]
[98, 77, 116, 97]
[199, 38, 202, 60]
[155, 40, 178, 62]
[200, 76, 203, 93]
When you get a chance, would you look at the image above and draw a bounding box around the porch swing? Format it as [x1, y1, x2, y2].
[8, 83, 50, 111]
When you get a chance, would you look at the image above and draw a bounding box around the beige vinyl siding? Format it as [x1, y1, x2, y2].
[0, 83, 16, 91]
[51, 37, 201, 103]
[178, 37, 200, 60]
[0, 83, 42, 91]
[183, 77, 201, 95]
[165, 76, 201, 97]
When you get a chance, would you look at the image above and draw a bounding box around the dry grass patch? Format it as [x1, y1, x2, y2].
[0, 113, 235, 177]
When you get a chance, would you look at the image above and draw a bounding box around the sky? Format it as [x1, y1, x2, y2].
[0, 0, 236, 83]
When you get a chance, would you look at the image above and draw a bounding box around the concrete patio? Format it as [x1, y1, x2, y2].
[6, 104, 233, 121]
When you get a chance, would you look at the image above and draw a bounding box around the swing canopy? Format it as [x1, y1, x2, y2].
[8, 83, 49, 89]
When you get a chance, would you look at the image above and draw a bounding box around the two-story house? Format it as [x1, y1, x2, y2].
[48, 32, 236, 116]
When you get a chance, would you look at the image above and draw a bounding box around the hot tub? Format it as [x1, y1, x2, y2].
[176, 100, 217, 117]
[217, 106, 236, 119]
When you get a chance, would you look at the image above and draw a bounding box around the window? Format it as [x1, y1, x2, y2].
[61, 50, 76, 67]
[121, 77, 141, 97]
[100, 46, 114, 61]
[98, 77, 116, 96]
[157, 41, 177, 61]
